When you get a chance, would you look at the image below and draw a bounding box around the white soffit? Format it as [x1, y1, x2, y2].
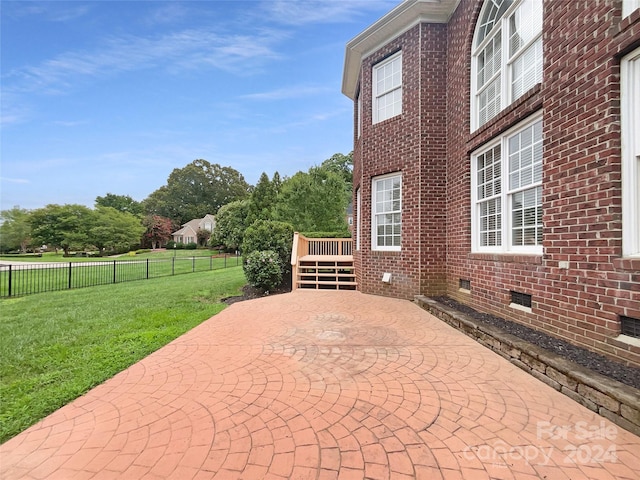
[342, 0, 460, 99]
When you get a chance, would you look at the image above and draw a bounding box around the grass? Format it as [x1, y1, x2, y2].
[0, 249, 231, 263]
[0, 266, 246, 443]
[0, 255, 242, 297]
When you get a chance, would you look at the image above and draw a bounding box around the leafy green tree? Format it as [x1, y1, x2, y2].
[0, 207, 32, 253]
[213, 200, 250, 250]
[143, 160, 250, 225]
[95, 193, 142, 216]
[30, 204, 93, 255]
[274, 166, 350, 232]
[242, 220, 294, 271]
[142, 215, 174, 249]
[321, 152, 353, 185]
[89, 207, 145, 253]
[247, 172, 279, 225]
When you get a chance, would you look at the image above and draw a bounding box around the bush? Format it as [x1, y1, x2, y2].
[301, 231, 352, 239]
[243, 250, 283, 291]
[243, 220, 294, 271]
[185, 242, 198, 250]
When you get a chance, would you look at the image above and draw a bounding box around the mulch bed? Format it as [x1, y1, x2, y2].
[434, 296, 640, 390]
[222, 276, 292, 306]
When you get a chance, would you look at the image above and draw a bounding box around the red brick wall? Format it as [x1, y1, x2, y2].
[353, 23, 448, 300]
[443, 0, 640, 367]
[352, 0, 640, 366]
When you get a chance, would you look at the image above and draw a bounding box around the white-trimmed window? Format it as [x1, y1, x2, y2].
[372, 173, 401, 251]
[472, 0, 543, 129]
[472, 115, 543, 253]
[622, 48, 640, 257]
[356, 188, 361, 250]
[623, 0, 640, 17]
[373, 52, 402, 124]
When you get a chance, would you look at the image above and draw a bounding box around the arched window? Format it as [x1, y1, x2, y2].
[472, 0, 543, 129]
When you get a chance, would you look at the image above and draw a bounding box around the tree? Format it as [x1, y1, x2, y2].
[213, 200, 250, 250]
[89, 207, 145, 253]
[142, 160, 250, 225]
[142, 215, 174, 249]
[0, 207, 32, 253]
[30, 204, 93, 255]
[274, 166, 350, 232]
[95, 193, 142, 216]
[247, 172, 278, 225]
[321, 152, 353, 185]
[196, 228, 211, 247]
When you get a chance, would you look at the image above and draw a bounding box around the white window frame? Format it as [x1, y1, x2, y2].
[372, 173, 402, 251]
[356, 187, 361, 251]
[357, 90, 362, 138]
[471, 114, 543, 254]
[372, 52, 402, 124]
[623, 0, 640, 17]
[622, 48, 640, 257]
[471, 0, 543, 130]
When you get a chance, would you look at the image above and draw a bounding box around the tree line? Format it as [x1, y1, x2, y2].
[0, 153, 352, 256]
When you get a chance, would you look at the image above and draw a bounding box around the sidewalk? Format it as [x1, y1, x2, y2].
[2, 290, 639, 479]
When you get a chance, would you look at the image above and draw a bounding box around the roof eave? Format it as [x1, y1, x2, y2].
[341, 0, 460, 100]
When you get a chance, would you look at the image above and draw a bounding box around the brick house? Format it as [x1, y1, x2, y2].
[343, 0, 640, 367]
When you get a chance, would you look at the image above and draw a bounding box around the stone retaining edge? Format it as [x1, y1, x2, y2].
[414, 295, 640, 437]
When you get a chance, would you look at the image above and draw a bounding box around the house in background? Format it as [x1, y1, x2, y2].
[171, 214, 216, 246]
[343, 0, 640, 367]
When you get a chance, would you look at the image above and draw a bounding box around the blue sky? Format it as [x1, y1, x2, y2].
[1, 0, 399, 211]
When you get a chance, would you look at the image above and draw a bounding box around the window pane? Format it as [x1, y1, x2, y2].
[480, 198, 502, 246]
[509, 0, 542, 56]
[374, 175, 402, 249]
[511, 186, 542, 246]
[477, 145, 502, 199]
[477, 0, 514, 46]
[512, 37, 543, 100]
[509, 120, 543, 189]
[374, 54, 402, 123]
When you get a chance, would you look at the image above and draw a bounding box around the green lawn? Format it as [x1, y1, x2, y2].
[0, 249, 231, 263]
[0, 267, 246, 443]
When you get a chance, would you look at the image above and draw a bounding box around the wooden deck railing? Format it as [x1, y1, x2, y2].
[291, 233, 353, 290]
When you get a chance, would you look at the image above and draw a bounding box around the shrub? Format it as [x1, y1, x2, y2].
[301, 231, 352, 239]
[185, 242, 198, 250]
[243, 250, 282, 291]
[243, 220, 294, 270]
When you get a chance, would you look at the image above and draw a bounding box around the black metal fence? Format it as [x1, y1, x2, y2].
[0, 255, 241, 298]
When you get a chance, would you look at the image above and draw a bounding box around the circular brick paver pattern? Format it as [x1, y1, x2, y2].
[2, 291, 639, 479]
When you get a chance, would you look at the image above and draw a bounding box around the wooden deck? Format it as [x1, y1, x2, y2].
[291, 235, 356, 291]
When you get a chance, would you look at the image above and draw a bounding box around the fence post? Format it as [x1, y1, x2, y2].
[224, 255, 227, 268]
[192, 256, 195, 272]
[146, 259, 149, 279]
[210, 256, 212, 270]
[8, 265, 12, 297]
[113, 260, 117, 284]
[68, 262, 72, 290]
[172, 257, 175, 275]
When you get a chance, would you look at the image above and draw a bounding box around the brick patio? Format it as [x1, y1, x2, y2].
[2, 291, 639, 479]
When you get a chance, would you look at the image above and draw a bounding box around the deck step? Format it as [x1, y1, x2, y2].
[293, 256, 357, 291]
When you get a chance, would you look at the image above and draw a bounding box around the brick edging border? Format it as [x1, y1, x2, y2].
[414, 295, 640, 437]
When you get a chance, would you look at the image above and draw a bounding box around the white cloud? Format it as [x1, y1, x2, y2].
[240, 85, 332, 101]
[261, 0, 400, 25]
[0, 177, 30, 185]
[4, 2, 90, 22]
[4, 28, 285, 96]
